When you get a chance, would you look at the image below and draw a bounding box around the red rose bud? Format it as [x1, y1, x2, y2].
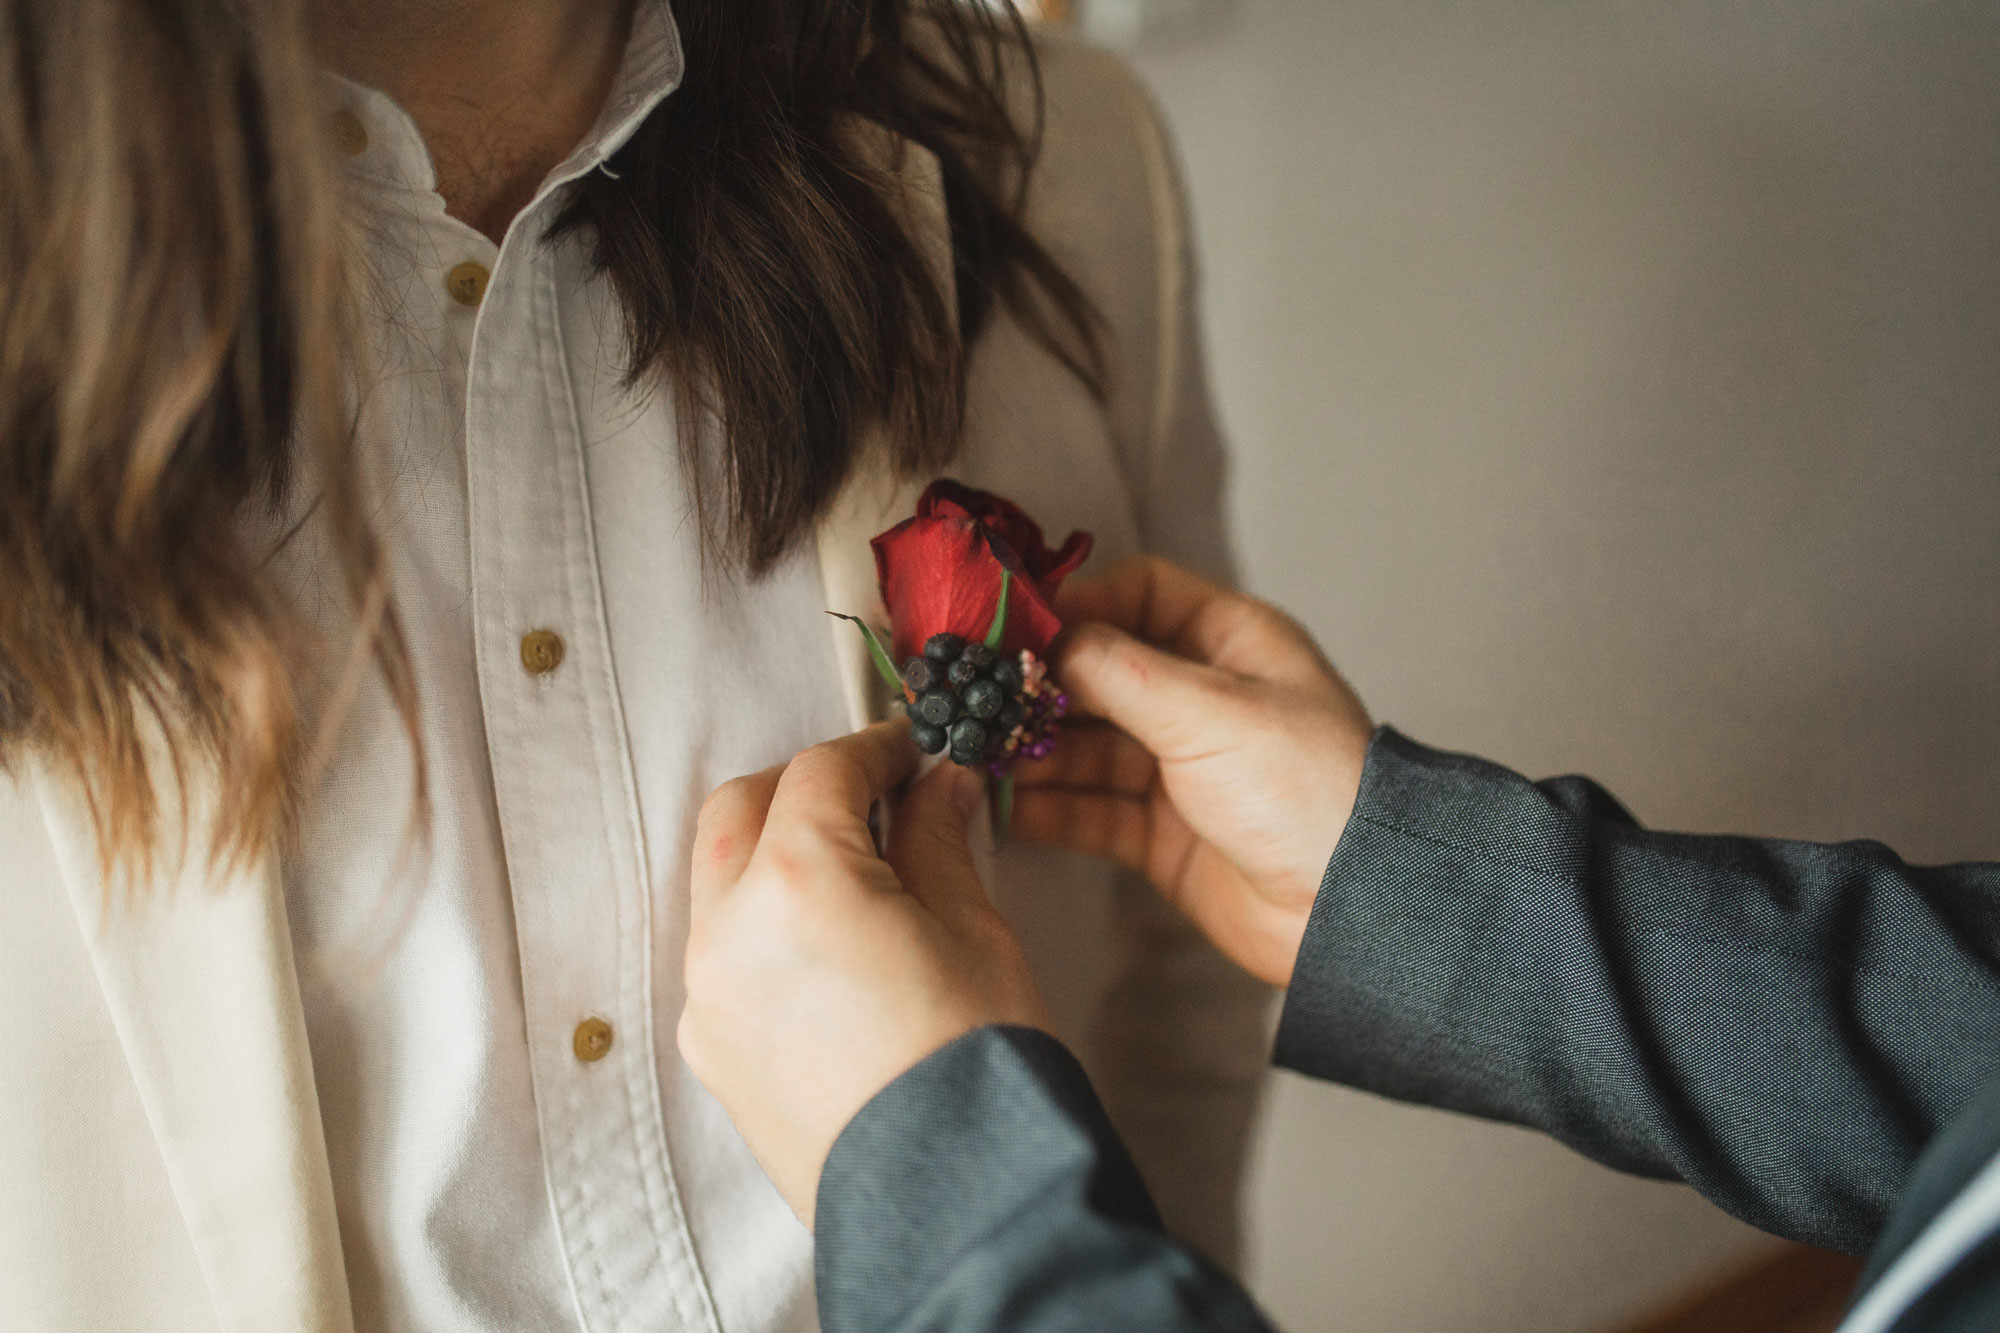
[870, 480, 1093, 663]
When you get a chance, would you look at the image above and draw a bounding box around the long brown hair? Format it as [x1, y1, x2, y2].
[0, 0, 1099, 875]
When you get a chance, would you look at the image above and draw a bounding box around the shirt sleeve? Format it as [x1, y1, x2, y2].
[1277, 726, 2000, 1255]
[814, 1025, 1273, 1333]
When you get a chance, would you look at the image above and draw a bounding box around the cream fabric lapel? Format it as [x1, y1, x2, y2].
[816, 129, 954, 730]
[817, 456, 935, 730]
[812, 132, 1007, 875]
[32, 754, 354, 1333]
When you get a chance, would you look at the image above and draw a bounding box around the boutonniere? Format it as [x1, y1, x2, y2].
[833, 480, 1094, 841]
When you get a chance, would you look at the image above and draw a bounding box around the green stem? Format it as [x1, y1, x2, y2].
[983, 570, 1012, 652]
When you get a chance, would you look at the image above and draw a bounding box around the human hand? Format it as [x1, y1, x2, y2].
[1014, 557, 1374, 988]
[680, 720, 1051, 1228]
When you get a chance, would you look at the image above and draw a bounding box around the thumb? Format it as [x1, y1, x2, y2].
[1058, 620, 1248, 762]
[885, 763, 989, 923]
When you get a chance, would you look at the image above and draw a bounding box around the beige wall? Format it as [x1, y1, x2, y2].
[1128, 2, 2000, 1329]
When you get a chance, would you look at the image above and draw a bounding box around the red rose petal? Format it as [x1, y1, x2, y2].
[873, 481, 1096, 662]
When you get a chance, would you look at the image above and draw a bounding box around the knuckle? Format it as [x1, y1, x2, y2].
[1065, 619, 1119, 661]
[1091, 630, 1144, 677]
[1236, 594, 1312, 651]
[784, 744, 854, 798]
[675, 1011, 707, 1075]
[698, 776, 753, 825]
[1245, 598, 1293, 636]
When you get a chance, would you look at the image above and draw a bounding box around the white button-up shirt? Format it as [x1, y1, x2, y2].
[283, 5, 835, 1329]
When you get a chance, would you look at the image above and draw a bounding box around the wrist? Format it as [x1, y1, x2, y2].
[1262, 724, 1368, 987]
[1248, 874, 1316, 988]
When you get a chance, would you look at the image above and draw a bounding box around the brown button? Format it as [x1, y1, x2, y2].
[330, 108, 368, 157]
[573, 1017, 614, 1063]
[445, 260, 490, 307]
[520, 629, 565, 676]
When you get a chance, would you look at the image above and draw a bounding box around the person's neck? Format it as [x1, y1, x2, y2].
[313, 0, 634, 243]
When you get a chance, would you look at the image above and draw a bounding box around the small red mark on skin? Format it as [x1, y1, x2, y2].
[709, 835, 733, 867]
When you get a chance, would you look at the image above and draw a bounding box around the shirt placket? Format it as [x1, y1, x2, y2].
[460, 219, 720, 1333]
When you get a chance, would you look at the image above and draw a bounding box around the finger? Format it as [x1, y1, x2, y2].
[1058, 556, 1329, 687]
[1010, 785, 1153, 878]
[765, 718, 921, 850]
[691, 766, 783, 904]
[885, 763, 989, 923]
[1054, 556, 1247, 663]
[1056, 556, 1232, 658]
[1012, 722, 1158, 798]
[1056, 621, 1253, 762]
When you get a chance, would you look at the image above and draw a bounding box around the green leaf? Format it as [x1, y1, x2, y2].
[983, 569, 1011, 652]
[991, 774, 1014, 849]
[828, 613, 905, 695]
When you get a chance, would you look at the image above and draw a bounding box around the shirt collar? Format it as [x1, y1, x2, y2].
[544, 0, 683, 190]
[323, 0, 683, 213]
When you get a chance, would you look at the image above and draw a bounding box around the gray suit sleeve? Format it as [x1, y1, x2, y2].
[1278, 727, 2000, 1255]
[815, 1026, 1272, 1333]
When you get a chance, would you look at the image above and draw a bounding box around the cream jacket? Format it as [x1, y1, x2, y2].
[0, 37, 1271, 1332]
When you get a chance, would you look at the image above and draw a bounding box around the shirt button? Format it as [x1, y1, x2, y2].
[445, 261, 490, 307]
[573, 1018, 614, 1063]
[330, 108, 368, 157]
[520, 629, 565, 676]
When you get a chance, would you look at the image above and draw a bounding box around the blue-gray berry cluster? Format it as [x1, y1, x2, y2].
[904, 632, 1028, 767]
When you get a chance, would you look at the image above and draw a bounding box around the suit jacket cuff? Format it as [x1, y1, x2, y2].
[815, 1024, 1164, 1330]
[1274, 726, 1565, 1095]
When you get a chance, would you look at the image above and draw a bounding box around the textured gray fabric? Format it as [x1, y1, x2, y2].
[1279, 727, 2000, 1255]
[812, 728, 2000, 1331]
[815, 1026, 1270, 1332]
